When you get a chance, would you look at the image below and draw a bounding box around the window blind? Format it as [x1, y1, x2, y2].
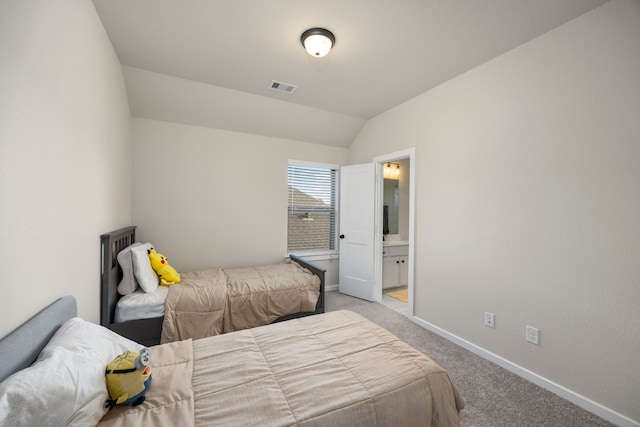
[287, 164, 338, 252]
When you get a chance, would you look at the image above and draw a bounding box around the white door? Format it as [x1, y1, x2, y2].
[339, 163, 376, 300]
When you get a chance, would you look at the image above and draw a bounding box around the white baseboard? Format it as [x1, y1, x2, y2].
[324, 284, 339, 292]
[411, 315, 639, 427]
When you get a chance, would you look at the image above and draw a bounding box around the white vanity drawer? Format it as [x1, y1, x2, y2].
[383, 244, 408, 257]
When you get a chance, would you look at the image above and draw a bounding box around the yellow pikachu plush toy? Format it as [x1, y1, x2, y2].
[148, 248, 181, 286]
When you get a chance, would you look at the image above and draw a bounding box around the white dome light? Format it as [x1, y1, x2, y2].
[301, 28, 335, 58]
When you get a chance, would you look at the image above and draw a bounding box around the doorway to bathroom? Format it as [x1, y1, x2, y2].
[374, 148, 415, 318]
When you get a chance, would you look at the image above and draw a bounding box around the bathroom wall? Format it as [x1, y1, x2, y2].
[383, 158, 410, 240]
[397, 158, 410, 240]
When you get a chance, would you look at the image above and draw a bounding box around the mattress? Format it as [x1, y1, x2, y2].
[114, 287, 168, 322]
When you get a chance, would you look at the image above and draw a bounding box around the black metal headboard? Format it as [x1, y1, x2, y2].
[100, 226, 136, 327]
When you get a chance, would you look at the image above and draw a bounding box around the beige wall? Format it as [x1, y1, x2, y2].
[0, 0, 133, 338]
[132, 118, 348, 276]
[350, 0, 640, 422]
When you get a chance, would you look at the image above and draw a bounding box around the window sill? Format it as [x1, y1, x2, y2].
[287, 251, 339, 262]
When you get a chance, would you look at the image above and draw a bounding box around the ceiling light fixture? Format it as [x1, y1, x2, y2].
[300, 28, 335, 57]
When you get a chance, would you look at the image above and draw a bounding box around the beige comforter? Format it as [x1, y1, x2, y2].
[99, 310, 464, 427]
[161, 261, 320, 343]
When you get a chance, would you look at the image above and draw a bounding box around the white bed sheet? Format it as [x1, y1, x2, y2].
[115, 287, 168, 322]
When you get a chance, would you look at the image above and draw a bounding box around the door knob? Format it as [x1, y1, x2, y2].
[339, 234, 345, 239]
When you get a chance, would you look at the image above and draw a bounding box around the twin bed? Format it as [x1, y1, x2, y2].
[0, 296, 464, 426]
[100, 226, 326, 345]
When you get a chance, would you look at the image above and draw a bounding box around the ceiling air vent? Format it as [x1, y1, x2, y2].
[269, 80, 298, 94]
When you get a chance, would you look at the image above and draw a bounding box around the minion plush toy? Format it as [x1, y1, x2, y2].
[105, 348, 152, 409]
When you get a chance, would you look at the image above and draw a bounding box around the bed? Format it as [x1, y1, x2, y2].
[100, 226, 326, 346]
[0, 296, 465, 426]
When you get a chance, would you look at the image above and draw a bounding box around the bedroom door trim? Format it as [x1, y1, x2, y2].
[373, 147, 415, 317]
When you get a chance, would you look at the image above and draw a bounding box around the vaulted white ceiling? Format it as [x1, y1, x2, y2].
[92, 0, 607, 147]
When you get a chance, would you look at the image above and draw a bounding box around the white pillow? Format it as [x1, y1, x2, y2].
[115, 286, 169, 323]
[117, 242, 142, 295]
[0, 318, 142, 427]
[131, 242, 159, 293]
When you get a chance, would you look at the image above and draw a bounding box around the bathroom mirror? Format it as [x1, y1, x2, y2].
[383, 178, 399, 235]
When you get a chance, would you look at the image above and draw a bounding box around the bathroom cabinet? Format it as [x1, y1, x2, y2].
[382, 243, 408, 290]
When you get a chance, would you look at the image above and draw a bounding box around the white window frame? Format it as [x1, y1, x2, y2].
[286, 160, 340, 258]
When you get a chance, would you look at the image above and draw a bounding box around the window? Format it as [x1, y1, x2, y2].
[287, 161, 338, 253]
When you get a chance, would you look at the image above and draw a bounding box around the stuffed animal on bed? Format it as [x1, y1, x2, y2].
[105, 348, 152, 409]
[148, 248, 181, 286]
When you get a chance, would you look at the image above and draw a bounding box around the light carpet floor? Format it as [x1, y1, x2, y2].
[325, 291, 614, 427]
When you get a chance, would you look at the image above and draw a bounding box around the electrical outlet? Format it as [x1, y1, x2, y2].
[526, 325, 539, 345]
[484, 312, 495, 328]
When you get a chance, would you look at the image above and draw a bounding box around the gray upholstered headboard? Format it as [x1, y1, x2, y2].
[0, 296, 77, 382]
